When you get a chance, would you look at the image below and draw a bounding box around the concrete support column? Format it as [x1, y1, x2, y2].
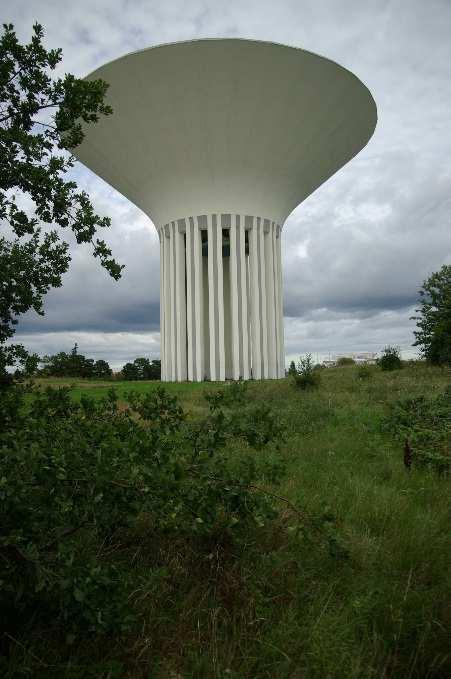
[275, 225, 285, 377]
[215, 215, 226, 381]
[162, 225, 170, 381]
[175, 221, 187, 381]
[193, 217, 204, 381]
[185, 217, 195, 381]
[207, 215, 217, 380]
[229, 219, 240, 379]
[249, 216, 262, 379]
[158, 212, 284, 382]
[158, 228, 165, 380]
[259, 219, 268, 378]
[238, 215, 250, 380]
[271, 222, 280, 378]
[266, 221, 277, 378]
[168, 223, 177, 381]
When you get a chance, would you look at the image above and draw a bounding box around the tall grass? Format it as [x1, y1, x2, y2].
[9, 363, 450, 678]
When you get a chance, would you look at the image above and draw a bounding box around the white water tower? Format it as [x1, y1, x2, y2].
[74, 39, 377, 381]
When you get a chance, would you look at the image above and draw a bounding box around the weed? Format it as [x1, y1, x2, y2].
[356, 363, 373, 380]
[291, 353, 321, 390]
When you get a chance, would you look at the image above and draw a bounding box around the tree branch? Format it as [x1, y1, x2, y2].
[4, 64, 26, 87]
[0, 100, 63, 124]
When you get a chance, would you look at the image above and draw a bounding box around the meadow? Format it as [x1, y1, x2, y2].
[6, 363, 451, 678]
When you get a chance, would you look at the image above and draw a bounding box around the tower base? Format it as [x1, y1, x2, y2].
[158, 213, 285, 381]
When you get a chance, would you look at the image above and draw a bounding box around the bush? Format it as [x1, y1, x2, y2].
[205, 380, 248, 408]
[336, 356, 355, 366]
[0, 382, 284, 637]
[205, 382, 285, 451]
[291, 354, 321, 390]
[378, 345, 403, 371]
[356, 364, 373, 380]
[382, 387, 450, 473]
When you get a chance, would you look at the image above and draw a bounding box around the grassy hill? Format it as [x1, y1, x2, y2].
[7, 363, 451, 677]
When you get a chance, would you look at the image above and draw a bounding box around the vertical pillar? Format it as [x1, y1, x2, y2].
[271, 222, 280, 378]
[207, 215, 217, 380]
[275, 225, 285, 377]
[259, 219, 268, 378]
[250, 216, 261, 379]
[158, 213, 284, 383]
[215, 215, 226, 381]
[238, 215, 250, 379]
[246, 252, 252, 376]
[193, 218, 204, 381]
[168, 223, 177, 381]
[158, 228, 165, 380]
[175, 221, 187, 381]
[163, 225, 170, 381]
[229, 218, 240, 379]
[185, 217, 195, 381]
[266, 222, 277, 378]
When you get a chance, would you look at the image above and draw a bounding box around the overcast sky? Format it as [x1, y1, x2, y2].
[5, 0, 451, 367]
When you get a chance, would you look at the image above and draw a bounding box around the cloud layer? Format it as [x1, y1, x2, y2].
[4, 0, 451, 367]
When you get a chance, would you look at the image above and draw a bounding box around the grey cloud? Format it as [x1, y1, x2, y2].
[4, 0, 451, 362]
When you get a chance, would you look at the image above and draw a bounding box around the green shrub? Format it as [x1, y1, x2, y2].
[356, 363, 373, 380]
[205, 379, 248, 407]
[0, 383, 284, 636]
[382, 387, 450, 473]
[205, 383, 285, 451]
[291, 354, 321, 390]
[336, 356, 355, 366]
[378, 345, 403, 371]
[232, 403, 285, 450]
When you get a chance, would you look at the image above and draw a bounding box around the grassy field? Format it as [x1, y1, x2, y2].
[17, 364, 451, 677]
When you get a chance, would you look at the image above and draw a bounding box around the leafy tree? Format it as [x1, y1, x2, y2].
[148, 358, 161, 380]
[121, 357, 161, 380]
[288, 360, 296, 376]
[0, 23, 121, 378]
[134, 357, 153, 379]
[412, 265, 451, 365]
[378, 345, 402, 371]
[93, 358, 112, 379]
[39, 343, 111, 378]
[121, 361, 139, 381]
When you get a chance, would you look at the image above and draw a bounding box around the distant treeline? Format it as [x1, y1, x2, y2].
[39, 344, 161, 380]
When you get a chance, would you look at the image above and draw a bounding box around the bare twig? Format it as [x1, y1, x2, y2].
[4, 633, 48, 667]
[189, 469, 305, 519]
[43, 523, 88, 551]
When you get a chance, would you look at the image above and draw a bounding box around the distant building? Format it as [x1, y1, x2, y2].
[322, 360, 337, 368]
[329, 352, 378, 366]
[352, 352, 378, 364]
